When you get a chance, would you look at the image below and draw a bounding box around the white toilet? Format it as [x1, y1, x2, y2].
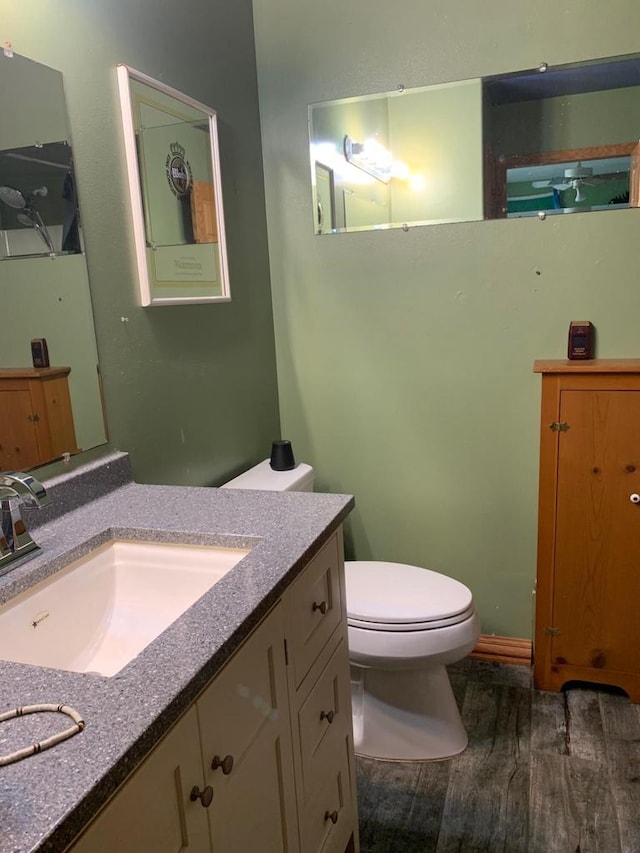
[222, 459, 480, 761]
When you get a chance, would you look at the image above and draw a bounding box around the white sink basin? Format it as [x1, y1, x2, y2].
[0, 539, 250, 677]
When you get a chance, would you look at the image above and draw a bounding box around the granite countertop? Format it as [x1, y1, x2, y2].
[0, 454, 354, 853]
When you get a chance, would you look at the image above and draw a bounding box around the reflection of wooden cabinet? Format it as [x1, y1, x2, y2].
[0, 367, 78, 469]
[534, 360, 640, 702]
[191, 181, 218, 243]
[67, 531, 359, 853]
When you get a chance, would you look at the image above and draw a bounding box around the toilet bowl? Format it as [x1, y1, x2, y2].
[222, 459, 480, 761]
[346, 560, 479, 761]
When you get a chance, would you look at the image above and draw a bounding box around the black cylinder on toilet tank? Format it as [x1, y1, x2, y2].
[270, 440, 296, 471]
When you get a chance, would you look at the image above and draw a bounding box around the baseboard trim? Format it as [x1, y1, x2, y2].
[469, 634, 532, 666]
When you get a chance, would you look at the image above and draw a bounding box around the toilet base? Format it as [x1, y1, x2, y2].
[351, 663, 467, 761]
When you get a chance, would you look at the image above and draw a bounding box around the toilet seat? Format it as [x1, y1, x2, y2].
[345, 560, 474, 632]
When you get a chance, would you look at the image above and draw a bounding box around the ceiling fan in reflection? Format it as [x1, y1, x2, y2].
[532, 163, 612, 203]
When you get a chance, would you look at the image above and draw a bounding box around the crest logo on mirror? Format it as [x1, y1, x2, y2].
[166, 141, 192, 197]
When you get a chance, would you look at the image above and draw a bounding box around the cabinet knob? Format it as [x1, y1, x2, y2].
[211, 753, 234, 775]
[312, 600, 328, 615]
[630, 493, 640, 504]
[324, 809, 339, 825]
[190, 785, 214, 807]
[320, 709, 335, 724]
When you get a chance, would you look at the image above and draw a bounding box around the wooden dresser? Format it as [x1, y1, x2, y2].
[533, 359, 640, 702]
[0, 367, 79, 469]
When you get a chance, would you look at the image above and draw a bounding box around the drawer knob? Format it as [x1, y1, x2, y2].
[190, 785, 214, 808]
[630, 493, 640, 504]
[324, 809, 339, 825]
[320, 709, 335, 724]
[312, 600, 328, 615]
[211, 753, 234, 775]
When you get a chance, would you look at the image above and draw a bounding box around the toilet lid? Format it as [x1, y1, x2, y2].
[345, 561, 473, 628]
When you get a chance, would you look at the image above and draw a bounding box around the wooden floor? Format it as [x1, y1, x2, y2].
[355, 659, 640, 853]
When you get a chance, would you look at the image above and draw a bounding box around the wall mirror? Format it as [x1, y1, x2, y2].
[0, 49, 107, 471]
[309, 52, 640, 234]
[117, 65, 230, 306]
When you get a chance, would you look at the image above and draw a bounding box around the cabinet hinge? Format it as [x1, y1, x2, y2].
[544, 626, 560, 637]
[549, 421, 570, 433]
[283, 637, 289, 666]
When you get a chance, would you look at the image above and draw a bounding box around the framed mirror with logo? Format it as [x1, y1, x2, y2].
[116, 65, 230, 305]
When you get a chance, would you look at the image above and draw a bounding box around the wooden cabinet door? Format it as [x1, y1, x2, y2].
[191, 181, 218, 243]
[196, 603, 298, 852]
[68, 706, 211, 853]
[0, 368, 78, 468]
[543, 388, 640, 699]
[0, 388, 40, 469]
[553, 390, 640, 670]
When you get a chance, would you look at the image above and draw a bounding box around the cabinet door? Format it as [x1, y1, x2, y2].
[551, 390, 640, 682]
[196, 603, 298, 852]
[68, 706, 211, 853]
[0, 388, 40, 469]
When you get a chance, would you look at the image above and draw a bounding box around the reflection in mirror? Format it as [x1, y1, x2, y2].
[0, 142, 80, 257]
[117, 66, 230, 306]
[0, 51, 107, 471]
[309, 52, 640, 234]
[309, 79, 483, 233]
[0, 53, 82, 259]
[504, 152, 632, 217]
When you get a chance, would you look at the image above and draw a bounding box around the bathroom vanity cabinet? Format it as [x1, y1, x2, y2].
[533, 360, 640, 702]
[0, 367, 78, 469]
[67, 531, 358, 853]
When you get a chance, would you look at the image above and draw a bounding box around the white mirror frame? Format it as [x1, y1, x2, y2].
[117, 65, 230, 306]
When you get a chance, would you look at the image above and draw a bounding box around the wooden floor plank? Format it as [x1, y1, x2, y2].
[449, 658, 532, 690]
[530, 688, 568, 755]
[600, 692, 640, 853]
[528, 752, 622, 853]
[355, 662, 640, 853]
[435, 681, 531, 853]
[565, 688, 607, 765]
[357, 755, 450, 853]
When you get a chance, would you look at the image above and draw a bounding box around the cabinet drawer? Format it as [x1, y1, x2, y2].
[299, 739, 355, 853]
[288, 533, 343, 688]
[297, 637, 352, 802]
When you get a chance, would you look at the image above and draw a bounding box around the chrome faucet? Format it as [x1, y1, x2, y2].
[0, 472, 51, 573]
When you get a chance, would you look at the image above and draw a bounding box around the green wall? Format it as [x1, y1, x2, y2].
[4, 0, 280, 487]
[253, 0, 640, 638]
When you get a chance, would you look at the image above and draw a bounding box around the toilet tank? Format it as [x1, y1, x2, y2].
[221, 459, 315, 492]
